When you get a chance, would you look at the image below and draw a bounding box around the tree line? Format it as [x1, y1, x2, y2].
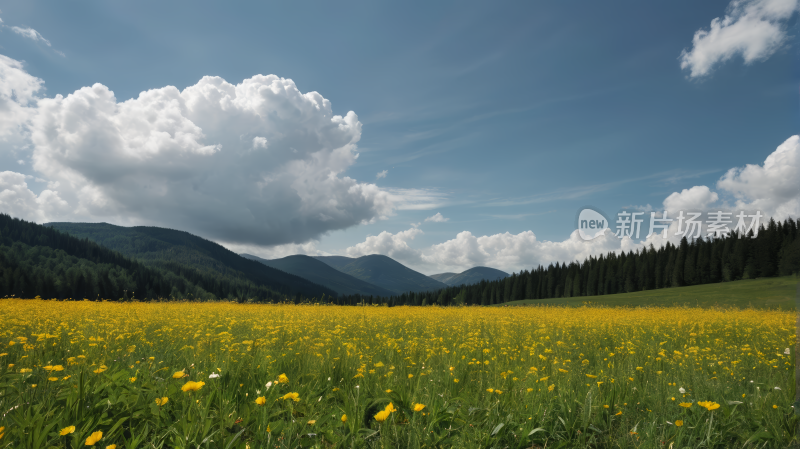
[335, 217, 800, 306]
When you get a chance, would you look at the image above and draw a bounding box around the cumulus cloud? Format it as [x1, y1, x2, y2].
[345, 136, 800, 274]
[0, 54, 396, 245]
[376, 170, 387, 179]
[0, 171, 68, 222]
[680, 0, 800, 78]
[424, 212, 449, 223]
[11, 26, 52, 46]
[0, 54, 43, 141]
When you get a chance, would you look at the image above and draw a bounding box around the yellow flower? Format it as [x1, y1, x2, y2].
[495, 389, 503, 394]
[413, 403, 426, 412]
[586, 374, 598, 379]
[129, 377, 136, 382]
[30, 384, 37, 388]
[93, 365, 107, 374]
[341, 414, 347, 423]
[454, 379, 459, 383]
[155, 397, 169, 406]
[773, 404, 778, 409]
[0, 426, 4, 441]
[20, 368, 32, 373]
[486, 388, 494, 393]
[280, 392, 300, 402]
[106, 445, 117, 449]
[277, 373, 289, 383]
[60, 425, 76, 436]
[255, 396, 266, 405]
[0, 353, 7, 357]
[675, 420, 683, 427]
[615, 411, 622, 416]
[408, 374, 413, 379]
[48, 377, 59, 381]
[181, 381, 205, 392]
[52, 365, 64, 371]
[558, 369, 568, 373]
[385, 389, 392, 393]
[307, 420, 316, 425]
[697, 401, 720, 411]
[85, 430, 103, 445]
[172, 370, 185, 379]
[374, 410, 390, 422]
[548, 384, 555, 392]
[332, 387, 340, 392]
[678, 402, 692, 408]
[526, 388, 533, 392]
[539, 376, 549, 382]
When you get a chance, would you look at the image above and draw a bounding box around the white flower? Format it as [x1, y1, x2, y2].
[265, 381, 273, 390]
[774, 386, 781, 390]
[678, 387, 685, 394]
[785, 348, 791, 355]
[208, 373, 220, 379]
[327, 377, 331, 381]
[256, 389, 261, 394]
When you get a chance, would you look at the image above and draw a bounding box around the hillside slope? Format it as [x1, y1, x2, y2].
[315, 254, 448, 294]
[430, 267, 509, 286]
[46, 222, 336, 299]
[242, 254, 395, 297]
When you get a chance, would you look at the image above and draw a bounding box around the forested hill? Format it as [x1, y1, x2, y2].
[0, 214, 333, 301]
[335, 217, 800, 306]
[46, 222, 336, 300]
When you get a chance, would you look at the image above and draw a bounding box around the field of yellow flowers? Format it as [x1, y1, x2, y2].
[0, 299, 796, 448]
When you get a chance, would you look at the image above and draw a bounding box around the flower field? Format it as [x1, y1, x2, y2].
[0, 299, 796, 448]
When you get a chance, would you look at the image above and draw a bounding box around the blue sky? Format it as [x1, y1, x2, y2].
[0, 0, 798, 274]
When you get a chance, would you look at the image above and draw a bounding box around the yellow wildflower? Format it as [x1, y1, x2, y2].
[60, 425, 76, 436]
[85, 430, 103, 446]
[255, 396, 266, 405]
[181, 381, 205, 392]
[413, 403, 426, 412]
[277, 373, 289, 383]
[155, 397, 169, 406]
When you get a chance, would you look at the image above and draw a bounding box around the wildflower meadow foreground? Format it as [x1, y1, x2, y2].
[0, 299, 796, 448]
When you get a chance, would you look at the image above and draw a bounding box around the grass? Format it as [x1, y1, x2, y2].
[0, 299, 796, 448]
[497, 276, 799, 310]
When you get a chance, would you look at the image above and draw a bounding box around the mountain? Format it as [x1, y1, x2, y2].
[430, 267, 509, 286]
[46, 222, 336, 300]
[0, 214, 286, 301]
[314, 254, 448, 294]
[428, 272, 458, 284]
[241, 254, 396, 297]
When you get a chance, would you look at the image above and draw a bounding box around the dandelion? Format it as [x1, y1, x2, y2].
[773, 405, 778, 409]
[48, 377, 59, 381]
[675, 420, 683, 427]
[408, 374, 414, 379]
[255, 396, 266, 405]
[679, 402, 692, 408]
[697, 401, 720, 411]
[85, 430, 103, 446]
[280, 392, 300, 402]
[487, 388, 494, 393]
[181, 381, 205, 392]
[155, 397, 169, 406]
[172, 370, 185, 379]
[413, 403, 426, 412]
[277, 373, 288, 383]
[129, 377, 136, 382]
[548, 384, 555, 392]
[341, 414, 347, 423]
[60, 425, 76, 436]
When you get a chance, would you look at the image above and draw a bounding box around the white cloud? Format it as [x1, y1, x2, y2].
[0, 171, 68, 222]
[345, 136, 800, 274]
[11, 26, 52, 47]
[424, 212, 449, 222]
[680, 0, 800, 78]
[345, 227, 424, 262]
[376, 170, 387, 179]
[0, 54, 43, 141]
[386, 187, 447, 210]
[0, 54, 397, 245]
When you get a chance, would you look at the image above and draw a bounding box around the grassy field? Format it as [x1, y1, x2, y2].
[497, 276, 799, 310]
[0, 298, 796, 448]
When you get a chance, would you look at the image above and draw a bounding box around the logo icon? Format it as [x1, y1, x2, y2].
[576, 207, 609, 241]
